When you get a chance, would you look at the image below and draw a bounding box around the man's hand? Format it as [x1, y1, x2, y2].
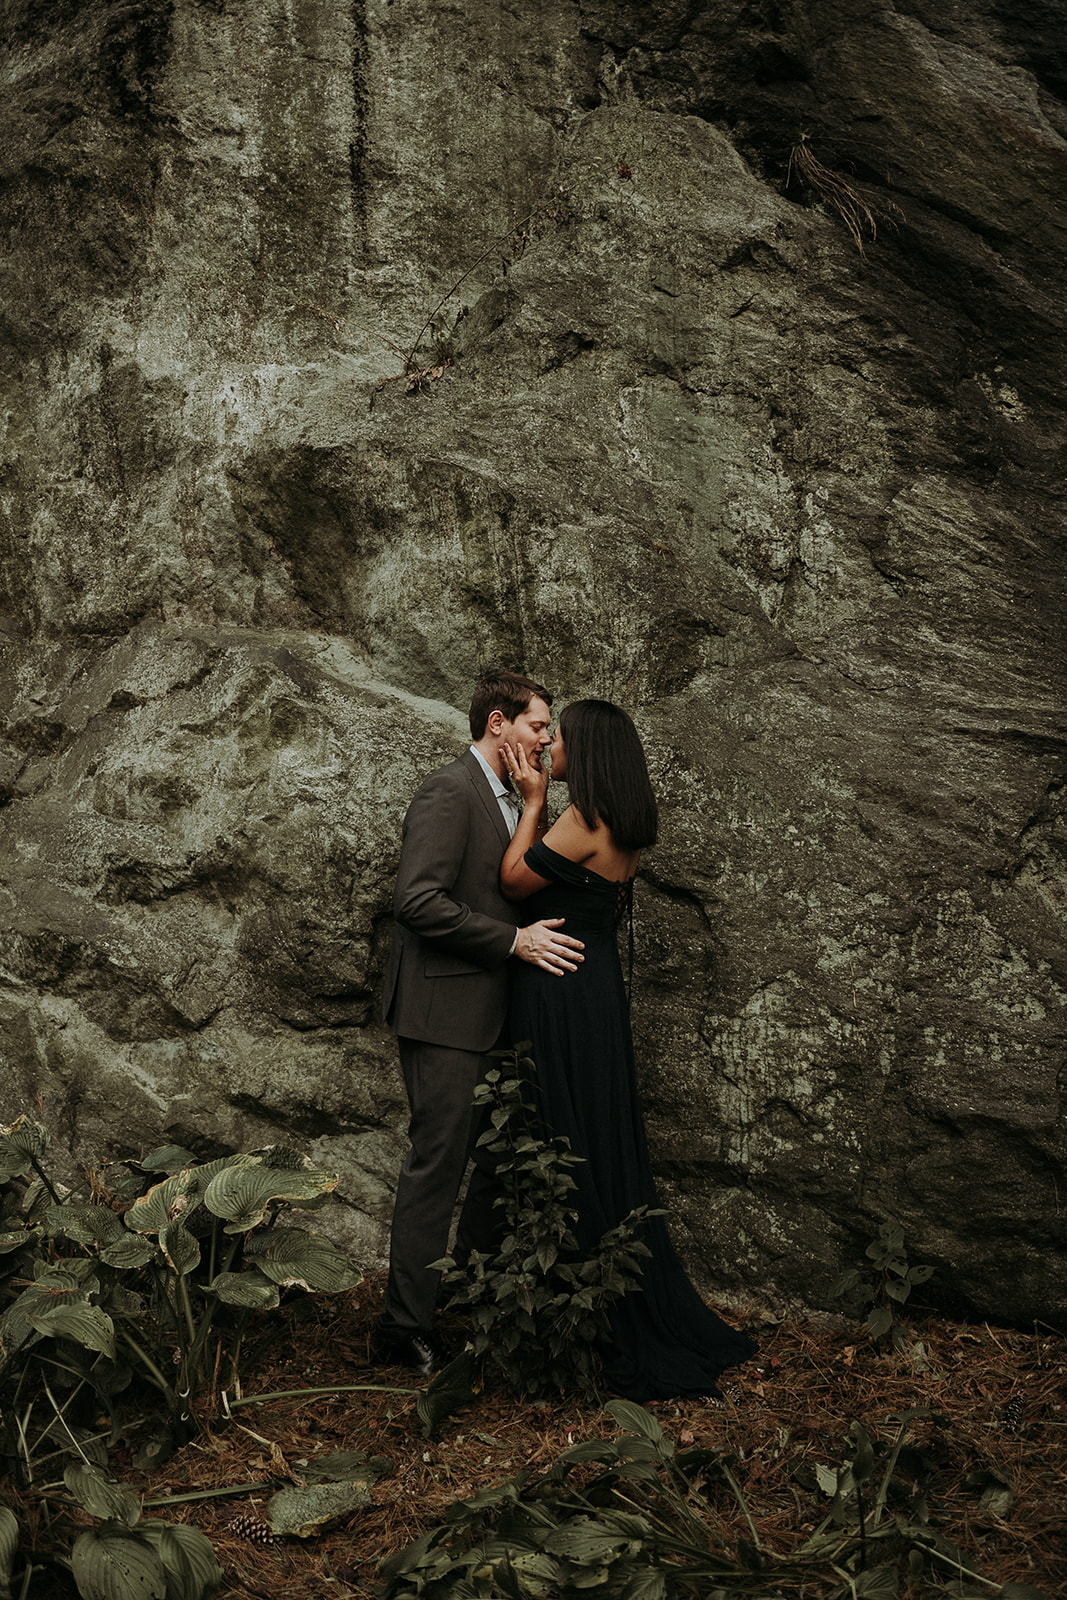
[514, 918, 584, 974]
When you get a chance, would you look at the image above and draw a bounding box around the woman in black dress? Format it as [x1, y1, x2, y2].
[500, 700, 756, 1401]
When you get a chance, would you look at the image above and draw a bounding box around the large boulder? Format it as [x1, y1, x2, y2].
[1, 0, 1064, 1321]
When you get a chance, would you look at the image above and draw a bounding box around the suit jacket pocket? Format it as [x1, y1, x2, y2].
[424, 951, 488, 979]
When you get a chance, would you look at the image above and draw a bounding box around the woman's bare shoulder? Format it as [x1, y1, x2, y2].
[542, 804, 600, 862]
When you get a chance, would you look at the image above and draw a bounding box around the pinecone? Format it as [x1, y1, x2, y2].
[227, 1511, 276, 1545]
[1002, 1396, 1024, 1433]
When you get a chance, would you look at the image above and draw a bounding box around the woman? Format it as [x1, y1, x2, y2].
[500, 700, 757, 1401]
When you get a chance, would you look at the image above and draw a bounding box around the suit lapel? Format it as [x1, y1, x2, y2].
[460, 749, 512, 852]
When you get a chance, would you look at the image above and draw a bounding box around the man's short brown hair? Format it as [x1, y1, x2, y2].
[469, 669, 552, 739]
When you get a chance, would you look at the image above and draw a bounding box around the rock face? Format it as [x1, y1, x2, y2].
[1, 0, 1064, 1322]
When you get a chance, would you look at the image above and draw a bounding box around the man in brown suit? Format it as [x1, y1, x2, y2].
[375, 670, 584, 1373]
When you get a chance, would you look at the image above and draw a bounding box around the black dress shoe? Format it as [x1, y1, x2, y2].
[372, 1321, 446, 1377]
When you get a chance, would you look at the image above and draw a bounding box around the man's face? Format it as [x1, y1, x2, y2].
[501, 695, 553, 768]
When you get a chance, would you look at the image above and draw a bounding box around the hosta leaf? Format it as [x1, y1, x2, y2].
[416, 1351, 478, 1439]
[852, 1564, 901, 1597]
[543, 1517, 636, 1564]
[65, 1464, 140, 1527]
[32, 1303, 116, 1359]
[22, 1177, 61, 1223]
[159, 1222, 200, 1277]
[71, 1524, 166, 1600]
[1, 1271, 90, 1350]
[0, 1115, 49, 1181]
[208, 1270, 279, 1309]
[621, 1568, 667, 1600]
[34, 1257, 99, 1286]
[125, 1172, 197, 1236]
[188, 1154, 258, 1188]
[203, 1162, 339, 1232]
[100, 1235, 159, 1270]
[605, 1401, 663, 1445]
[0, 1229, 32, 1255]
[139, 1521, 222, 1599]
[243, 1227, 361, 1292]
[46, 1203, 125, 1248]
[138, 1147, 198, 1174]
[0, 1505, 18, 1592]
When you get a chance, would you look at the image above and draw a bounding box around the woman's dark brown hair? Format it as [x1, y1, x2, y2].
[558, 700, 658, 850]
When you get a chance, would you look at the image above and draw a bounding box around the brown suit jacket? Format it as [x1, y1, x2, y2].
[381, 750, 519, 1052]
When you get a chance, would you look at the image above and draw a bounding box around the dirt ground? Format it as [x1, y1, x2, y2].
[7, 1271, 1065, 1598]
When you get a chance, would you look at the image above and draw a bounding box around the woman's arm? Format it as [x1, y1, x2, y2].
[501, 743, 608, 899]
[500, 740, 552, 900]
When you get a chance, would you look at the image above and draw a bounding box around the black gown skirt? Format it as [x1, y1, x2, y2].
[509, 841, 757, 1401]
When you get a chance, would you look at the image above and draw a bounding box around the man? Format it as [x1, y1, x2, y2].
[375, 669, 584, 1374]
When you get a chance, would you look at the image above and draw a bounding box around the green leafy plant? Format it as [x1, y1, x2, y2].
[380, 1400, 1054, 1600]
[0, 1115, 362, 1476]
[830, 1221, 934, 1351]
[434, 1048, 656, 1399]
[1, 1464, 221, 1600]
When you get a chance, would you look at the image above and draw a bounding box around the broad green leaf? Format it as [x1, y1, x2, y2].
[100, 1235, 159, 1270]
[32, 1303, 116, 1360]
[620, 1567, 667, 1600]
[46, 1203, 125, 1248]
[1, 1271, 91, 1350]
[71, 1524, 167, 1600]
[34, 1257, 98, 1286]
[125, 1172, 196, 1236]
[202, 1162, 338, 1232]
[208, 1270, 279, 1309]
[140, 1521, 222, 1600]
[0, 1506, 18, 1594]
[416, 1351, 479, 1439]
[543, 1517, 636, 1564]
[0, 1229, 31, 1255]
[852, 1564, 901, 1597]
[187, 1154, 257, 1188]
[0, 1115, 49, 1181]
[605, 1401, 663, 1445]
[64, 1464, 140, 1527]
[138, 1147, 198, 1173]
[867, 1305, 893, 1339]
[507, 1550, 562, 1586]
[159, 1222, 200, 1277]
[243, 1227, 361, 1293]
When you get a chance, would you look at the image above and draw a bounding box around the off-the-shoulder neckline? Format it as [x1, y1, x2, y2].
[529, 839, 636, 888]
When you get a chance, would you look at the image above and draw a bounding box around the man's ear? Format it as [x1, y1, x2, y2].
[486, 708, 506, 734]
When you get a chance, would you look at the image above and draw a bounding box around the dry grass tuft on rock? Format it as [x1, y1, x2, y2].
[787, 132, 903, 254]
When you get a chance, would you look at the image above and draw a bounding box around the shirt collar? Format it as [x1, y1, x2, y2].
[469, 744, 507, 797]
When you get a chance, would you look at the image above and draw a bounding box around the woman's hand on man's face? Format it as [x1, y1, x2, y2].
[502, 740, 548, 805]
